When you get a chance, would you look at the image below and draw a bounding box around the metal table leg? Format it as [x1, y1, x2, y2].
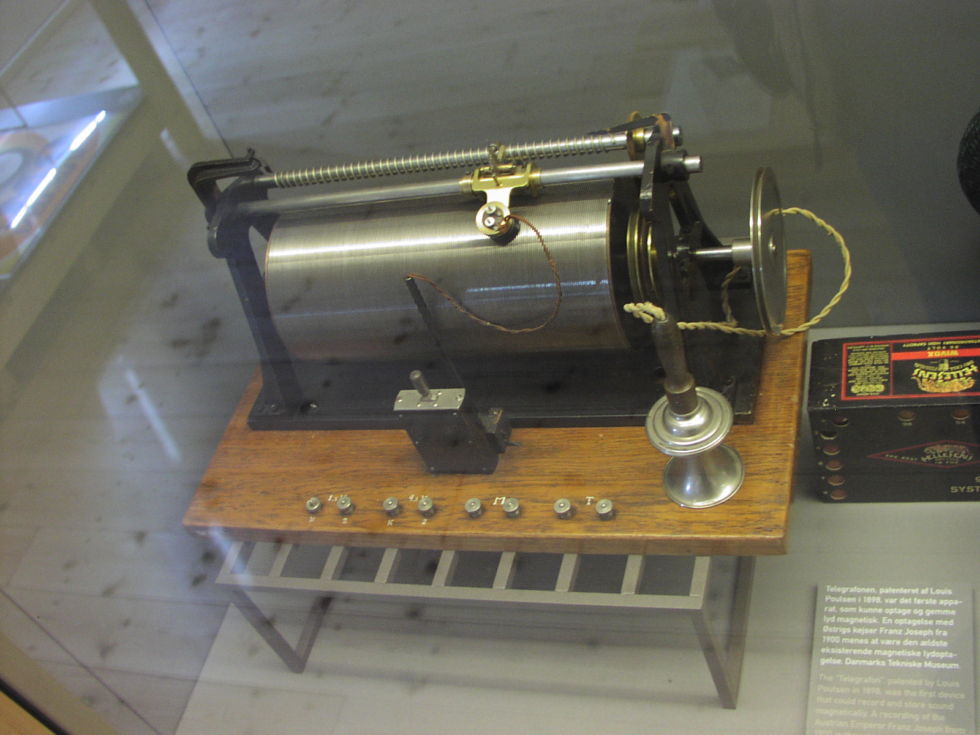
[228, 589, 331, 674]
[690, 556, 755, 709]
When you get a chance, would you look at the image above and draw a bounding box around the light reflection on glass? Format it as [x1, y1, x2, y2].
[268, 221, 607, 260]
[269, 232, 473, 259]
[69, 109, 107, 151]
[467, 279, 603, 294]
[97, 359, 183, 465]
[123, 367, 182, 464]
[7, 109, 107, 231]
[10, 166, 58, 229]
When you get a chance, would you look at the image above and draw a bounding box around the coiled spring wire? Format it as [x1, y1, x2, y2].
[266, 132, 629, 188]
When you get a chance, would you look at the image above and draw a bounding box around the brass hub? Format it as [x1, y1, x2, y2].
[625, 209, 659, 305]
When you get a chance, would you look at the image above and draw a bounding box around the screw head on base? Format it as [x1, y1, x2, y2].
[382, 496, 401, 517]
[595, 498, 615, 520]
[464, 497, 484, 518]
[553, 498, 574, 519]
[336, 495, 354, 515]
[417, 496, 436, 517]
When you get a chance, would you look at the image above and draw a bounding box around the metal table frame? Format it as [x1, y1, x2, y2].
[215, 541, 754, 708]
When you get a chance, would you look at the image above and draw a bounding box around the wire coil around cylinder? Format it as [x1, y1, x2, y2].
[264, 184, 633, 361]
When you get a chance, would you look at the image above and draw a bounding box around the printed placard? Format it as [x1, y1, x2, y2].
[806, 583, 975, 735]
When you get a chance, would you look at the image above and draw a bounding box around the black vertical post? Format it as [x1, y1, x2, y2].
[197, 165, 304, 416]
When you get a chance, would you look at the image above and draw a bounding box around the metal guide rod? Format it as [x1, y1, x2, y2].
[238, 160, 644, 218]
[254, 132, 630, 188]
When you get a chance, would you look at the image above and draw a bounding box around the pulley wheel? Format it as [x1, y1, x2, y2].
[749, 167, 786, 333]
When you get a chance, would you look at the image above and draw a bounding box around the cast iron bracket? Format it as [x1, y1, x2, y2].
[189, 153, 304, 418]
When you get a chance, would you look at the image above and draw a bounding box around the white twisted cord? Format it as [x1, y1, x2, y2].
[624, 207, 851, 336]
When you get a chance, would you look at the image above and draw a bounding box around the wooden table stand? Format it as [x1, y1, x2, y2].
[189, 252, 810, 709]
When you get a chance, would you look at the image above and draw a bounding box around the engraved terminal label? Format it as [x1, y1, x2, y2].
[868, 441, 980, 469]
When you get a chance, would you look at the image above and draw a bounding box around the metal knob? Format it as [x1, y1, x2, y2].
[409, 369, 434, 401]
[464, 497, 484, 518]
[336, 495, 355, 515]
[417, 496, 436, 517]
[382, 496, 401, 517]
[305, 496, 322, 514]
[595, 498, 615, 520]
[553, 498, 574, 520]
[502, 497, 520, 518]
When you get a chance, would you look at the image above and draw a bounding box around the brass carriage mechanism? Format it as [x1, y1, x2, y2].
[461, 156, 540, 239]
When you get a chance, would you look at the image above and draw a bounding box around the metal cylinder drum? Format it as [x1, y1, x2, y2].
[264, 182, 635, 361]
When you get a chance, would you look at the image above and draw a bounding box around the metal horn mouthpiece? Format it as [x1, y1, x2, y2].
[645, 315, 744, 508]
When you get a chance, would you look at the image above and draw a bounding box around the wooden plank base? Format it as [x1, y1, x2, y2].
[185, 252, 811, 556]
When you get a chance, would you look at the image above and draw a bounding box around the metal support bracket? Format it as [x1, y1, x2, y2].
[463, 160, 539, 238]
[189, 157, 305, 418]
[187, 150, 267, 221]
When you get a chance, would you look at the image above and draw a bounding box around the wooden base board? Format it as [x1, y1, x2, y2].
[185, 251, 811, 556]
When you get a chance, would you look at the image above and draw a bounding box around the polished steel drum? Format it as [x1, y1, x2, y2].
[265, 183, 635, 361]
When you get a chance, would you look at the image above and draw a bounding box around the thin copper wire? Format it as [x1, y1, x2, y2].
[405, 213, 563, 334]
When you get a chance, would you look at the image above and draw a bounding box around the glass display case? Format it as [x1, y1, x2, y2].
[0, 1, 976, 733]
